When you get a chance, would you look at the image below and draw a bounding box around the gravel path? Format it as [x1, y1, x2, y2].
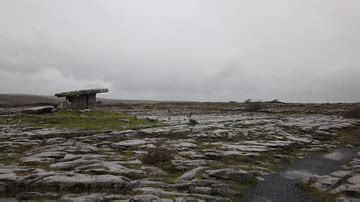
[244, 147, 360, 202]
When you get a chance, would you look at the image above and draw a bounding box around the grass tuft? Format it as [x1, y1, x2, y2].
[0, 117, 6, 124]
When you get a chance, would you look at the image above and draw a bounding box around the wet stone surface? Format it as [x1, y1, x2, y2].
[0, 107, 359, 201]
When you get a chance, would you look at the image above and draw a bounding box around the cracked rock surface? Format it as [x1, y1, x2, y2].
[0, 104, 359, 201]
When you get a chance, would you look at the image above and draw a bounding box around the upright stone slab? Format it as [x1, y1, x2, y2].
[87, 93, 97, 110]
[55, 88, 108, 111]
[68, 95, 87, 110]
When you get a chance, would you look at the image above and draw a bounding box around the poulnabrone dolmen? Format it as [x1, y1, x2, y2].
[55, 88, 109, 110]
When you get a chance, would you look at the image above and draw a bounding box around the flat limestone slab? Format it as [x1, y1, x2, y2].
[55, 88, 108, 97]
[22, 106, 55, 114]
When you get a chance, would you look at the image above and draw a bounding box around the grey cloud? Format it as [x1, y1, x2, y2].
[0, 0, 359, 102]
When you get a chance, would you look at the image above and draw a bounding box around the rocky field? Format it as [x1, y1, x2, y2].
[0, 102, 359, 201]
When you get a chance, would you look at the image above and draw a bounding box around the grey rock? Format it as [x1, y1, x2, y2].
[172, 142, 198, 151]
[330, 170, 351, 178]
[77, 161, 145, 178]
[112, 139, 157, 150]
[142, 166, 168, 177]
[128, 180, 168, 189]
[348, 175, 360, 185]
[20, 151, 66, 164]
[205, 168, 253, 182]
[109, 130, 138, 140]
[33, 173, 129, 192]
[282, 170, 317, 182]
[60, 193, 126, 201]
[172, 160, 209, 170]
[22, 106, 55, 114]
[176, 167, 206, 183]
[323, 151, 345, 161]
[129, 194, 161, 202]
[189, 187, 212, 195]
[133, 187, 189, 197]
[313, 175, 341, 191]
[50, 158, 100, 170]
[175, 197, 205, 202]
[331, 183, 360, 196]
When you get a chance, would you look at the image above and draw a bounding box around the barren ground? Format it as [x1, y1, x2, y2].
[0, 102, 359, 201]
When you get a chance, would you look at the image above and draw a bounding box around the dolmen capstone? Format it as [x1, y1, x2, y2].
[55, 88, 108, 110]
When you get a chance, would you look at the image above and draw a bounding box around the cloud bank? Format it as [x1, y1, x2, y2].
[0, 0, 359, 102]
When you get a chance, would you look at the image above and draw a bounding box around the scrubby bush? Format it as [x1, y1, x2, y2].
[244, 101, 263, 112]
[188, 119, 199, 126]
[344, 105, 360, 119]
[244, 99, 252, 103]
[141, 140, 176, 165]
[269, 99, 281, 103]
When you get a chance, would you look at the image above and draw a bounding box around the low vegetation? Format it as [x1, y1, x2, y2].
[244, 101, 264, 112]
[343, 105, 360, 119]
[141, 140, 177, 166]
[0, 117, 6, 124]
[4, 110, 159, 131]
[0, 101, 15, 108]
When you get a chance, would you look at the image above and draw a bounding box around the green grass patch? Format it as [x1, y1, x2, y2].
[197, 141, 222, 150]
[121, 151, 135, 161]
[5, 110, 159, 131]
[0, 155, 19, 166]
[0, 116, 6, 124]
[162, 170, 183, 184]
[19, 162, 51, 171]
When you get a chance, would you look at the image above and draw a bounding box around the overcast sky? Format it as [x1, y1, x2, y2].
[0, 0, 359, 102]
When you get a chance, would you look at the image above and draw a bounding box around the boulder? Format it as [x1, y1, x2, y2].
[22, 106, 55, 114]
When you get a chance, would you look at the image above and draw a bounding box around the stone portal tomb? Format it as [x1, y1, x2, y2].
[55, 88, 109, 110]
